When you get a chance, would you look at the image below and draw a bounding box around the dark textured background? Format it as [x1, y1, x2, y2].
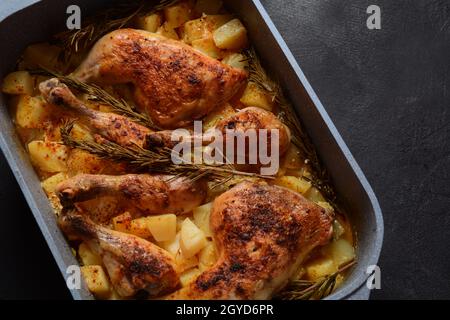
[1, 0, 449, 299]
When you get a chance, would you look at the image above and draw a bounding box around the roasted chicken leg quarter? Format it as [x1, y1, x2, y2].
[59, 212, 179, 297]
[167, 182, 333, 300]
[74, 29, 248, 128]
[56, 174, 207, 220]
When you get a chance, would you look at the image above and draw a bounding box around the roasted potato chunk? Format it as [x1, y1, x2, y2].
[137, 13, 162, 32]
[180, 218, 207, 258]
[28, 141, 68, 173]
[213, 18, 248, 50]
[80, 265, 112, 299]
[2, 71, 34, 95]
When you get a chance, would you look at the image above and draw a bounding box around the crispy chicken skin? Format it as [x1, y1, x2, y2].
[59, 212, 179, 297]
[167, 182, 333, 300]
[73, 29, 248, 129]
[56, 174, 207, 218]
[215, 107, 291, 170]
[215, 107, 291, 155]
[39, 78, 151, 148]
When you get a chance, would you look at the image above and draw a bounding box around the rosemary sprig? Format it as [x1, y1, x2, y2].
[245, 48, 338, 209]
[60, 121, 271, 185]
[276, 260, 356, 300]
[32, 69, 159, 130]
[55, 0, 180, 63]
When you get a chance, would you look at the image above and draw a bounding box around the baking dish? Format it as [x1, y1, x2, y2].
[0, 0, 383, 300]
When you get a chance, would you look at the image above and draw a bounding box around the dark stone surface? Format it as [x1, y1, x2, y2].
[0, 0, 449, 299]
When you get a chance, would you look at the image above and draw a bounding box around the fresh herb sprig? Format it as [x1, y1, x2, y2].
[276, 260, 356, 300]
[55, 0, 180, 63]
[60, 121, 271, 186]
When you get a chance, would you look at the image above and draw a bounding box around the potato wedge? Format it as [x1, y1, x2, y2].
[137, 13, 162, 32]
[145, 214, 177, 242]
[240, 82, 275, 111]
[41, 172, 67, 195]
[161, 232, 181, 256]
[67, 150, 107, 175]
[78, 242, 103, 266]
[80, 265, 111, 299]
[129, 217, 153, 239]
[157, 22, 180, 40]
[192, 38, 224, 59]
[213, 18, 248, 50]
[2, 71, 34, 95]
[164, 2, 193, 29]
[182, 14, 233, 44]
[28, 140, 68, 173]
[326, 239, 355, 267]
[193, 202, 213, 237]
[305, 258, 337, 281]
[180, 218, 207, 258]
[15, 95, 51, 129]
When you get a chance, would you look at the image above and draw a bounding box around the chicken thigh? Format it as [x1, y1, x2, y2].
[167, 182, 333, 300]
[59, 212, 179, 297]
[73, 29, 248, 128]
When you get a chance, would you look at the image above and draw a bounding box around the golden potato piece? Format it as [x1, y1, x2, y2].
[164, 2, 193, 29]
[78, 242, 103, 266]
[213, 18, 248, 50]
[15, 95, 50, 129]
[28, 140, 68, 173]
[156, 22, 180, 40]
[80, 265, 111, 299]
[41, 172, 67, 195]
[240, 82, 275, 111]
[193, 202, 213, 237]
[192, 38, 224, 59]
[182, 14, 233, 44]
[2, 71, 34, 95]
[137, 13, 162, 33]
[180, 218, 207, 258]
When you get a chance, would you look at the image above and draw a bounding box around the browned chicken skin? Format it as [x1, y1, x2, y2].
[59, 212, 179, 297]
[56, 174, 207, 219]
[39, 78, 151, 148]
[215, 107, 291, 154]
[215, 107, 291, 170]
[73, 29, 248, 129]
[167, 182, 333, 300]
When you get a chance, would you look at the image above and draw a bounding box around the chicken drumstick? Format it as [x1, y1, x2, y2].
[56, 174, 207, 218]
[59, 212, 179, 297]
